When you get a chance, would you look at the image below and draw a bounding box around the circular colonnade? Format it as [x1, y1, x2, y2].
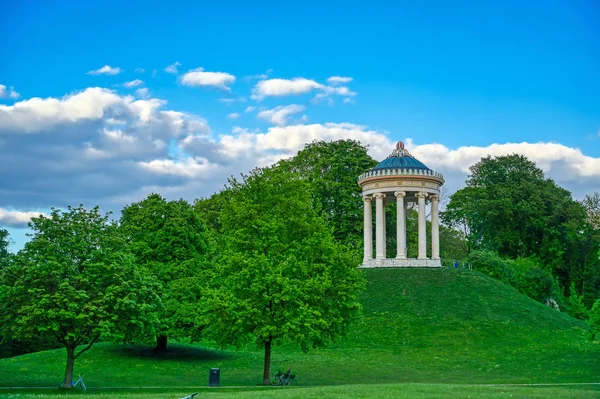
[358, 142, 444, 268]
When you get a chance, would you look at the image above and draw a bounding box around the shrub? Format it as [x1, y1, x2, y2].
[469, 250, 516, 285]
[567, 283, 590, 320]
[468, 251, 561, 308]
[513, 257, 554, 302]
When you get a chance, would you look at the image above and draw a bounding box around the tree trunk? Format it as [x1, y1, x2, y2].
[63, 345, 75, 388]
[154, 335, 168, 353]
[262, 338, 272, 385]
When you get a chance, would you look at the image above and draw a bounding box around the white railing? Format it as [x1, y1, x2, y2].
[360, 258, 442, 268]
[358, 169, 444, 181]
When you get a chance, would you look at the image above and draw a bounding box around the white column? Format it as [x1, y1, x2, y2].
[363, 196, 373, 263]
[383, 200, 387, 257]
[404, 201, 409, 258]
[417, 192, 428, 260]
[395, 191, 406, 259]
[431, 194, 440, 260]
[374, 193, 385, 260]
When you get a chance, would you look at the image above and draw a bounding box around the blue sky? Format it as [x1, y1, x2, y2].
[1, 0, 599, 250]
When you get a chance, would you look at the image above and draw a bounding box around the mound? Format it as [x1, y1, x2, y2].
[0, 268, 597, 387]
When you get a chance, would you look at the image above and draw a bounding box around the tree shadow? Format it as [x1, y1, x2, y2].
[112, 344, 233, 362]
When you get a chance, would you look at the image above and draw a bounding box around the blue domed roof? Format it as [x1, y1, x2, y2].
[370, 141, 432, 172]
[372, 155, 431, 172]
[358, 141, 444, 183]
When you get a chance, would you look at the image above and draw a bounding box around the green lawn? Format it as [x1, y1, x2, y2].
[0, 268, 598, 390]
[1, 384, 599, 399]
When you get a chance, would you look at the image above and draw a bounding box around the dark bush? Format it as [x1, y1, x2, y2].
[469, 250, 516, 285]
[513, 257, 554, 302]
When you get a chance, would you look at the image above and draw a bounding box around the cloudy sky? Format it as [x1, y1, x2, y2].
[1, 0, 599, 250]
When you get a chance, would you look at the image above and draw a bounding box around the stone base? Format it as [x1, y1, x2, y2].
[360, 258, 441, 268]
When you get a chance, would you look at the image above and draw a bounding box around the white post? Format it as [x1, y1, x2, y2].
[417, 192, 428, 260]
[395, 191, 406, 259]
[363, 196, 373, 264]
[374, 193, 385, 260]
[431, 194, 440, 260]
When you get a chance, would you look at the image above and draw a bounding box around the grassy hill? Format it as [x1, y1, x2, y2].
[0, 268, 598, 388]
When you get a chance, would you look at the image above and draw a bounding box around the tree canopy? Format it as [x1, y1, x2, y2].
[120, 194, 210, 351]
[201, 166, 365, 385]
[279, 139, 377, 249]
[443, 154, 600, 305]
[443, 155, 584, 258]
[0, 206, 161, 387]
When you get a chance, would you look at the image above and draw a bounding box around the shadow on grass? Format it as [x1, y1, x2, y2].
[111, 344, 233, 362]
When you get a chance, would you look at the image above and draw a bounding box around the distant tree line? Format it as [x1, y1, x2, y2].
[1, 140, 599, 387]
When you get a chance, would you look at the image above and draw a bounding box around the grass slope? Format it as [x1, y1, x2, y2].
[0, 268, 598, 388]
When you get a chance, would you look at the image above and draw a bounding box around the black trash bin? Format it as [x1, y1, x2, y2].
[209, 368, 220, 387]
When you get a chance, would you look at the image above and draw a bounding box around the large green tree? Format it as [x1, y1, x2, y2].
[0, 206, 160, 387]
[279, 140, 377, 249]
[442, 154, 597, 297]
[201, 167, 365, 385]
[120, 194, 210, 351]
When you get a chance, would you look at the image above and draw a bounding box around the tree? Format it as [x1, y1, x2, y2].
[0, 206, 161, 387]
[279, 140, 377, 249]
[0, 229, 10, 270]
[120, 194, 210, 352]
[567, 282, 589, 320]
[201, 167, 365, 385]
[579, 192, 600, 306]
[582, 192, 600, 229]
[588, 299, 600, 340]
[442, 154, 591, 294]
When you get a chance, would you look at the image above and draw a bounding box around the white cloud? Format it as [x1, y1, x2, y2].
[257, 104, 305, 126]
[87, 65, 123, 76]
[228, 112, 241, 120]
[412, 141, 600, 176]
[2, 84, 599, 250]
[313, 86, 357, 103]
[244, 69, 273, 82]
[0, 84, 20, 99]
[0, 88, 128, 133]
[138, 157, 218, 178]
[398, 140, 600, 198]
[327, 76, 353, 85]
[0, 208, 48, 228]
[251, 77, 356, 102]
[165, 61, 182, 74]
[135, 88, 150, 99]
[213, 125, 600, 199]
[252, 78, 323, 100]
[0, 87, 214, 221]
[245, 106, 256, 113]
[181, 68, 236, 90]
[123, 79, 144, 88]
[218, 97, 245, 104]
[135, 67, 145, 73]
